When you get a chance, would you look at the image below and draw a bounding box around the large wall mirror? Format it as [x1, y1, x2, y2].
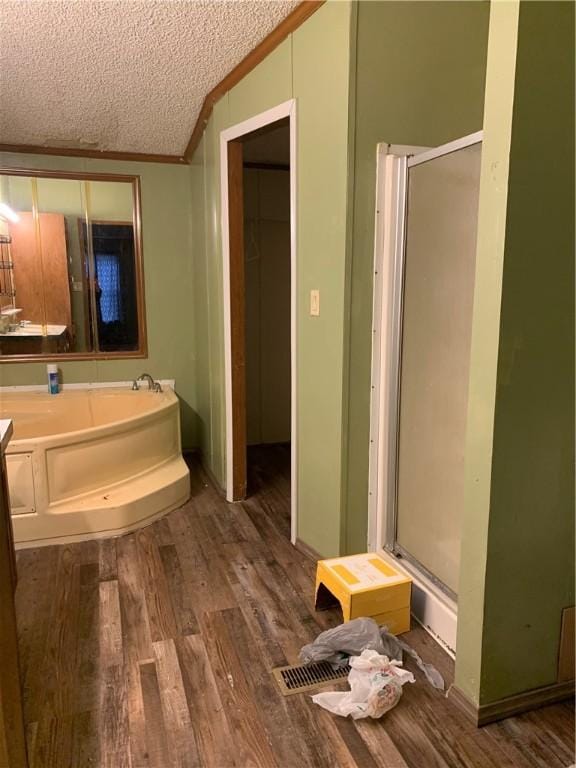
[0, 170, 146, 360]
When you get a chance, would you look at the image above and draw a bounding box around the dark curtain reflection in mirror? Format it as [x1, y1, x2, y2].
[79, 222, 138, 352]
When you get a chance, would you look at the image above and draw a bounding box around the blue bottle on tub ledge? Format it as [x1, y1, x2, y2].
[47, 363, 59, 394]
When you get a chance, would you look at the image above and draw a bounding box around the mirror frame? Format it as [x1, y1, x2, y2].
[0, 167, 147, 363]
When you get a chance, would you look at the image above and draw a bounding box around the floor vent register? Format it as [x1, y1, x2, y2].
[272, 660, 349, 696]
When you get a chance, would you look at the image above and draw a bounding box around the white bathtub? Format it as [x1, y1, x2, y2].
[1, 386, 190, 547]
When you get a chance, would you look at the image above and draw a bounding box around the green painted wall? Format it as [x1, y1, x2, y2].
[456, 0, 575, 705]
[190, 0, 354, 556]
[344, 0, 490, 553]
[455, 0, 521, 705]
[0, 153, 198, 449]
[481, 0, 574, 703]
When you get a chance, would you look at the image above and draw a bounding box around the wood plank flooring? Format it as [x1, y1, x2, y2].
[15, 445, 575, 767]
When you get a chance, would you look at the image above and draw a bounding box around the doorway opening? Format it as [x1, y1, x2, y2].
[220, 100, 296, 542]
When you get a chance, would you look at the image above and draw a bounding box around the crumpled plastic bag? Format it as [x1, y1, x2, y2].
[300, 617, 444, 690]
[300, 617, 401, 668]
[396, 636, 445, 690]
[311, 649, 415, 719]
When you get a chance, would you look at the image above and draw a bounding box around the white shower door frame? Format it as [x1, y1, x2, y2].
[368, 131, 483, 655]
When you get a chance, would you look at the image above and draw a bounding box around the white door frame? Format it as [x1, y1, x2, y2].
[367, 144, 425, 555]
[220, 99, 298, 544]
[368, 132, 483, 655]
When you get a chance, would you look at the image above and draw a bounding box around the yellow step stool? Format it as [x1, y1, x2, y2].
[315, 553, 412, 635]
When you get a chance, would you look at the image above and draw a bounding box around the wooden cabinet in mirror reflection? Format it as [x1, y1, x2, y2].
[4, 212, 72, 356]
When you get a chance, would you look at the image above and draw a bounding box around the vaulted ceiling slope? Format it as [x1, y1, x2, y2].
[0, 0, 299, 157]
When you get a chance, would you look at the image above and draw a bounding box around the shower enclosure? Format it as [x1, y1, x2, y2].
[369, 132, 483, 651]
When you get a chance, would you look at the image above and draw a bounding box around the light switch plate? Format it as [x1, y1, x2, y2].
[310, 289, 320, 317]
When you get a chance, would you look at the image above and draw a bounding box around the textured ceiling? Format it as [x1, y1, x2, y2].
[0, 0, 299, 156]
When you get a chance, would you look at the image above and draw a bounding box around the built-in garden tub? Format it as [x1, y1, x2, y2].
[2, 385, 190, 547]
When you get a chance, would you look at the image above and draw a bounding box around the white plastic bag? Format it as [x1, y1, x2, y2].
[300, 617, 445, 690]
[312, 649, 415, 720]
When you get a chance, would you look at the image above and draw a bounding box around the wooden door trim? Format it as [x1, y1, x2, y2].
[220, 100, 297, 543]
[184, 1, 323, 161]
[227, 141, 247, 500]
[0, 143, 186, 165]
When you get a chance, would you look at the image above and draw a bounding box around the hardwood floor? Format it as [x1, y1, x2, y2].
[15, 447, 575, 768]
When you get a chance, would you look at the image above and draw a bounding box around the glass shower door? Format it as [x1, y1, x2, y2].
[393, 137, 482, 598]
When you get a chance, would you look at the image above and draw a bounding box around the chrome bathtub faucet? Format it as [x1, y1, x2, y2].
[134, 373, 163, 393]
